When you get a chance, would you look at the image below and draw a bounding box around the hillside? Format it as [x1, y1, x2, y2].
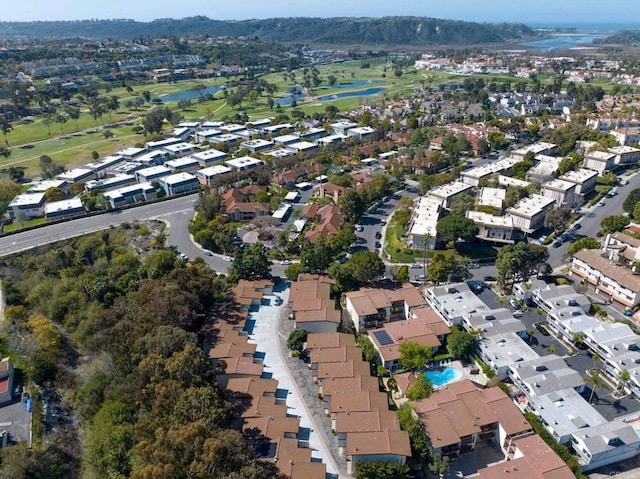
[0, 16, 540, 45]
[594, 29, 640, 45]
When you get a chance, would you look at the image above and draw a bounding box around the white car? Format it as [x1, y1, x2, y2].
[410, 263, 422, 269]
[281, 260, 292, 265]
[223, 256, 233, 262]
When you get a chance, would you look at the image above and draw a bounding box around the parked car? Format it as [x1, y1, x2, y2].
[572, 223, 581, 230]
[469, 263, 480, 269]
[483, 275, 497, 282]
[203, 250, 213, 256]
[410, 263, 422, 269]
[355, 225, 364, 232]
[416, 274, 427, 281]
[223, 256, 233, 262]
[375, 241, 382, 248]
[281, 260, 292, 265]
[274, 296, 283, 306]
[598, 201, 606, 207]
[375, 232, 382, 239]
[620, 179, 629, 186]
[509, 298, 522, 310]
[380, 220, 387, 226]
[179, 253, 188, 261]
[467, 281, 483, 294]
[536, 324, 550, 336]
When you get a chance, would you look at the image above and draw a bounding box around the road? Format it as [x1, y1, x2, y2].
[547, 169, 640, 269]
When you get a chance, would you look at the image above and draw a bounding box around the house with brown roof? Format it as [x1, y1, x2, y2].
[368, 308, 450, 372]
[317, 182, 347, 202]
[344, 283, 427, 332]
[477, 434, 574, 479]
[0, 359, 13, 406]
[345, 429, 412, 475]
[334, 409, 400, 454]
[570, 248, 640, 308]
[288, 275, 340, 333]
[303, 204, 345, 243]
[221, 185, 270, 222]
[305, 332, 356, 350]
[412, 379, 532, 459]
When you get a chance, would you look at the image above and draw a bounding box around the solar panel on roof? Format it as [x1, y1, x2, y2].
[373, 330, 393, 346]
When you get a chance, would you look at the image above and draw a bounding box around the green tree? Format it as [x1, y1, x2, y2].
[231, 243, 271, 280]
[39, 155, 65, 178]
[406, 378, 434, 401]
[544, 207, 572, 232]
[347, 251, 385, 285]
[44, 187, 66, 202]
[567, 237, 601, 256]
[396, 265, 410, 283]
[145, 250, 180, 279]
[300, 238, 333, 273]
[600, 215, 630, 234]
[448, 193, 476, 216]
[427, 252, 455, 285]
[584, 373, 603, 403]
[358, 335, 380, 365]
[285, 263, 304, 282]
[436, 214, 479, 245]
[399, 341, 433, 370]
[0, 116, 13, 145]
[397, 405, 431, 459]
[287, 328, 307, 352]
[428, 453, 451, 476]
[618, 368, 630, 395]
[447, 328, 475, 359]
[338, 189, 366, 223]
[496, 242, 548, 288]
[354, 460, 409, 479]
[623, 188, 640, 214]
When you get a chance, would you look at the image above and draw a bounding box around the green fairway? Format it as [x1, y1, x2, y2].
[0, 60, 529, 177]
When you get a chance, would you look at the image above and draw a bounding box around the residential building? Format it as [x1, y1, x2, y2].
[103, 182, 157, 208]
[7, 193, 46, 220]
[466, 211, 523, 244]
[511, 142, 557, 160]
[135, 150, 169, 166]
[158, 172, 200, 196]
[44, 197, 85, 221]
[477, 332, 540, 379]
[528, 155, 561, 183]
[302, 204, 344, 243]
[194, 128, 221, 143]
[425, 282, 492, 326]
[0, 358, 14, 406]
[412, 379, 533, 458]
[427, 181, 474, 209]
[460, 158, 518, 186]
[165, 156, 200, 173]
[609, 145, 640, 167]
[497, 175, 530, 189]
[344, 283, 428, 332]
[368, 308, 450, 372]
[286, 141, 318, 154]
[330, 120, 358, 135]
[85, 174, 137, 194]
[195, 165, 232, 187]
[539, 178, 576, 208]
[85, 155, 124, 179]
[345, 430, 412, 475]
[288, 276, 340, 333]
[56, 168, 96, 184]
[191, 148, 227, 167]
[347, 126, 375, 140]
[584, 151, 616, 174]
[240, 138, 274, 153]
[558, 168, 598, 196]
[407, 197, 441, 249]
[610, 127, 640, 146]
[571, 249, 640, 308]
[476, 187, 506, 210]
[135, 165, 172, 183]
[604, 232, 640, 266]
[145, 137, 183, 150]
[317, 134, 347, 146]
[221, 186, 270, 223]
[571, 420, 640, 472]
[506, 194, 555, 233]
[225, 156, 263, 171]
[28, 179, 70, 195]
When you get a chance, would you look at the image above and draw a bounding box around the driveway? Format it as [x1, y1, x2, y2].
[0, 397, 31, 445]
[245, 282, 343, 478]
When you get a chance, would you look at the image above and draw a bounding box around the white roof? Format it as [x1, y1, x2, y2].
[146, 137, 182, 149]
[225, 156, 263, 169]
[287, 141, 317, 151]
[192, 149, 227, 161]
[137, 165, 171, 177]
[9, 192, 45, 207]
[586, 150, 616, 161]
[477, 187, 506, 209]
[512, 142, 557, 156]
[428, 181, 472, 199]
[57, 168, 94, 181]
[118, 147, 145, 157]
[104, 182, 155, 199]
[409, 197, 441, 237]
[273, 134, 300, 144]
[467, 210, 514, 228]
[507, 194, 555, 217]
[498, 175, 530, 188]
[159, 172, 197, 185]
[165, 156, 200, 168]
[28, 179, 68, 193]
[44, 197, 83, 214]
[85, 155, 123, 171]
[240, 139, 274, 149]
[558, 168, 598, 184]
[197, 165, 232, 177]
[609, 145, 640, 154]
[285, 191, 300, 200]
[267, 148, 293, 158]
[163, 142, 198, 153]
[541, 178, 575, 192]
[462, 158, 518, 179]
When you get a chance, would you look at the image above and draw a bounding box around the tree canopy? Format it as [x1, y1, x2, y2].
[496, 242, 549, 287]
[600, 215, 630, 234]
[398, 341, 433, 370]
[567, 237, 601, 256]
[436, 214, 478, 245]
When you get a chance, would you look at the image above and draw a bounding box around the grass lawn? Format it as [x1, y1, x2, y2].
[3, 217, 46, 233]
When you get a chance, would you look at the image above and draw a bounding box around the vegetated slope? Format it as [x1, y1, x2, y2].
[594, 29, 640, 45]
[0, 16, 539, 45]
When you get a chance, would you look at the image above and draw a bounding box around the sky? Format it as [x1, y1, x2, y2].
[3, 0, 640, 28]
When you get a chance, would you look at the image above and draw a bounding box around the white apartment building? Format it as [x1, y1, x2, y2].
[466, 211, 523, 244]
[427, 181, 473, 209]
[584, 151, 616, 174]
[505, 194, 555, 233]
[539, 178, 576, 208]
[558, 168, 598, 196]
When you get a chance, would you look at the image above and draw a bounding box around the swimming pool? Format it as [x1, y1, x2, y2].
[424, 367, 463, 387]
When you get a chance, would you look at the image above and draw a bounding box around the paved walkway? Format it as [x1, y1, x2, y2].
[246, 282, 343, 478]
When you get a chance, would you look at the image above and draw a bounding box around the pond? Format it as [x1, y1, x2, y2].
[331, 80, 382, 89]
[317, 87, 385, 102]
[160, 85, 225, 103]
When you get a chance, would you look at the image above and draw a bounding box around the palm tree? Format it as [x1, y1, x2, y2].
[527, 329, 537, 345]
[572, 333, 584, 350]
[617, 369, 630, 396]
[584, 373, 602, 403]
[592, 352, 602, 372]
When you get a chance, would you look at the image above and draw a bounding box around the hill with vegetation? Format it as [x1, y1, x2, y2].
[594, 29, 640, 45]
[0, 16, 539, 45]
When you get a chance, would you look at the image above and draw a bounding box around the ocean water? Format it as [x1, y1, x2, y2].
[520, 33, 610, 51]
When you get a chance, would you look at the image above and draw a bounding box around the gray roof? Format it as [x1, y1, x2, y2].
[574, 420, 640, 456]
[511, 355, 585, 396]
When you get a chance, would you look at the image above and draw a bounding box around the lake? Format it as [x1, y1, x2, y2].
[331, 80, 382, 89]
[520, 33, 610, 51]
[160, 85, 224, 102]
[317, 87, 385, 101]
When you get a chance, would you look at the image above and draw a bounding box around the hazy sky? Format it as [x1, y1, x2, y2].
[3, 0, 640, 26]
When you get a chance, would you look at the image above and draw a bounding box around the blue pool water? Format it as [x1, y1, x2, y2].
[425, 367, 463, 387]
[317, 87, 385, 101]
[635, 428, 640, 438]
